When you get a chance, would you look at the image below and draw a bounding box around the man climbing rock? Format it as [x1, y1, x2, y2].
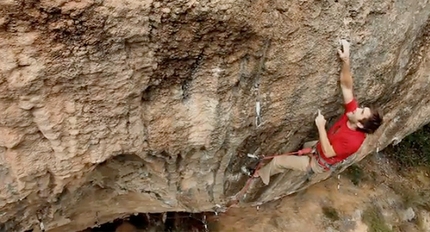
[250, 40, 383, 185]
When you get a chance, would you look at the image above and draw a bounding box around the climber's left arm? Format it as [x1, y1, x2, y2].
[338, 40, 354, 105]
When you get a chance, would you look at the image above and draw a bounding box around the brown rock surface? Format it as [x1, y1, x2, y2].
[0, 0, 430, 231]
[216, 156, 430, 232]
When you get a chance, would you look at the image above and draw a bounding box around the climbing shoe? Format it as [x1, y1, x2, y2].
[240, 166, 256, 177]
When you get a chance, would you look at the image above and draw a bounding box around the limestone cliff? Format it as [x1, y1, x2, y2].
[1, 0, 430, 231]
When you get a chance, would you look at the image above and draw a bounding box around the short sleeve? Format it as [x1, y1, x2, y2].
[345, 98, 358, 114]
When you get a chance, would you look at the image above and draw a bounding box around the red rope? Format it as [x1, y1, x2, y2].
[227, 147, 314, 207]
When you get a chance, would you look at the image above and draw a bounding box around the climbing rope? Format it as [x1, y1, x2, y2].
[227, 147, 314, 207]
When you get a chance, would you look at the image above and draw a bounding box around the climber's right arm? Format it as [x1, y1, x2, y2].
[338, 40, 354, 104]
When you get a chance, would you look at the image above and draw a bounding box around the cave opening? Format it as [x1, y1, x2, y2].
[82, 212, 218, 232]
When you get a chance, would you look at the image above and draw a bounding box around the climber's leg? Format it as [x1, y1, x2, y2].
[256, 155, 310, 185]
[309, 156, 328, 174]
[302, 140, 331, 174]
[303, 140, 318, 149]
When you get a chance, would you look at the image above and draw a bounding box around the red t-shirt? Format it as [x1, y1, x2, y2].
[316, 99, 366, 165]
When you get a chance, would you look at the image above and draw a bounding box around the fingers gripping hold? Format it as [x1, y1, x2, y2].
[337, 39, 350, 61]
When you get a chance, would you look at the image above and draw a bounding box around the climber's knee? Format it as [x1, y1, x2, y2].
[303, 140, 318, 149]
[272, 157, 282, 168]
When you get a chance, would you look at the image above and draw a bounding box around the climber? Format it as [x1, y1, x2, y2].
[244, 39, 383, 185]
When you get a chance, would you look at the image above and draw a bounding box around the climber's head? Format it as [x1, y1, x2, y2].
[347, 106, 383, 134]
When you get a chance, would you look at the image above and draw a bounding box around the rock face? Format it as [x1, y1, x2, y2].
[1, 0, 430, 231]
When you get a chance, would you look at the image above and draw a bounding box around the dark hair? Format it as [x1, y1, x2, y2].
[358, 107, 383, 134]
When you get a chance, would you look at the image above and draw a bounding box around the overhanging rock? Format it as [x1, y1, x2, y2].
[1, 0, 430, 231]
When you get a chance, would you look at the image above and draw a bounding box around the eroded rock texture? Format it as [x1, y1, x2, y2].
[1, 0, 430, 231]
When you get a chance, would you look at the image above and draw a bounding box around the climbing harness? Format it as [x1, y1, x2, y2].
[313, 149, 357, 173]
[313, 149, 335, 172]
[227, 147, 314, 207]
